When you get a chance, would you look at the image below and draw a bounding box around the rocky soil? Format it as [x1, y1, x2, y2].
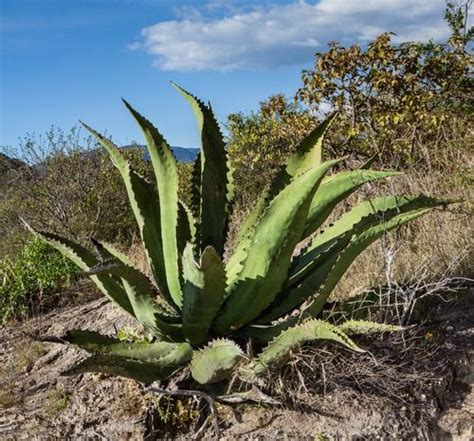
[0, 291, 472, 440]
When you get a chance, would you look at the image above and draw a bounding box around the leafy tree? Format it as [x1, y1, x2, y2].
[227, 95, 315, 205]
[226, 2, 472, 209]
[296, 1, 473, 164]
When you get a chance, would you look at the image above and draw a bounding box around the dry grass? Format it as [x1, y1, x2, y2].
[331, 166, 472, 304]
[43, 385, 70, 418]
[0, 340, 48, 379]
[0, 389, 21, 409]
[127, 235, 153, 279]
[236, 289, 472, 418]
[110, 379, 148, 418]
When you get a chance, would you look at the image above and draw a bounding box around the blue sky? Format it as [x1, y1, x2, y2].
[1, 0, 450, 151]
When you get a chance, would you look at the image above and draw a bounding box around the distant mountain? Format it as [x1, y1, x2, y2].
[0, 153, 27, 174]
[123, 145, 199, 163]
[0, 153, 28, 185]
[170, 147, 199, 162]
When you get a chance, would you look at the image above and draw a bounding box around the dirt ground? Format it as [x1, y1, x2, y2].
[0, 291, 472, 440]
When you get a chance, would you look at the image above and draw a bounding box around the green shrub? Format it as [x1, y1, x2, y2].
[28, 84, 450, 386]
[0, 237, 77, 323]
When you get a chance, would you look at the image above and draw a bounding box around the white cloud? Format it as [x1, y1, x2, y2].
[132, 0, 450, 71]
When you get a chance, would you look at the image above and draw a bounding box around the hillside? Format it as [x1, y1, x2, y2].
[0, 154, 28, 189]
[0, 153, 27, 174]
[123, 145, 199, 162]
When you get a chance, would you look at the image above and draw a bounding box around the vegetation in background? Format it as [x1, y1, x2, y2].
[0, 127, 152, 259]
[297, 1, 473, 165]
[227, 95, 315, 206]
[29, 84, 450, 387]
[228, 1, 472, 188]
[0, 238, 77, 323]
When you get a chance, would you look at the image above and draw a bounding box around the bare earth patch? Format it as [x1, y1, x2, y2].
[0, 293, 472, 439]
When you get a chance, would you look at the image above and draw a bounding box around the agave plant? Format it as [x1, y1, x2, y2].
[26, 84, 450, 385]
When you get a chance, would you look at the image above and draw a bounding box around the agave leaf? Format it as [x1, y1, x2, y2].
[242, 319, 363, 377]
[215, 159, 343, 335]
[85, 262, 157, 330]
[240, 296, 405, 345]
[291, 195, 449, 286]
[337, 320, 404, 335]
[91, 238, 134, 267]
[64, 354, 183, 383]
[86, 264, 183, 339]
[306, 207, 435, 317]
[177, 201, 196, 254]
[181, 244, 227, 344]
[63, 331, 192, 382]
[64, 330, 191, 360]
[91, 238, 182, 321]
[255, 246, 346, 324]
[237, 316, 299, 344]
[275, 112, 337, 181]
[308, 195, 449, 254]
[191, 339, 243, 384]
[81, 123, 173, 306]
[122, 101, 183, 308]
[303, 170, 402, 239]
[23, 223, 133, 315]
[172, 83, 229, 256]
[235, 113, 337, 245]
[259, 196, 449, 324]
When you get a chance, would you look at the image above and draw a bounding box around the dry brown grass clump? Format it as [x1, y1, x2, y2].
[332, 166, 472, 304]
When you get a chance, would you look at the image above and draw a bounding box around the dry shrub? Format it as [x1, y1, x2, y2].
[127, 236, 152, 279]
[1, 127, 151, 259]
[331, 164, 472, 304]
[243, 290, 472, 424]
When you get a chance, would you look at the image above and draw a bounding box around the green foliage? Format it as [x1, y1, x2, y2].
[151, 395, 200, 433]
[63, 330, 193, 383]
[28, 85, 450, 386]
[0, 238, 77, 323]
[297, 2, 473, 164]
[226, 3, 472, 202]
[227, 95, 316, 206]
[116, 326, 148, 343]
